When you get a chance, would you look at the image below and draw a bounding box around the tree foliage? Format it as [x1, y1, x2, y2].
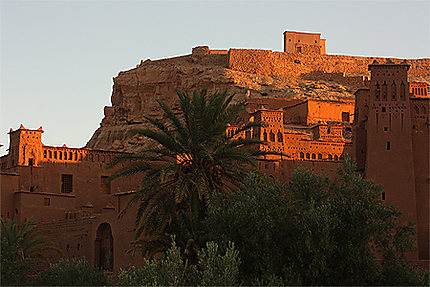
[110, 89, 270, 255]
[203, 157, 428, 286]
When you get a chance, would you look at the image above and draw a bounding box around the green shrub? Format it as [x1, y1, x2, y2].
[33, 258, 112, 286]
[117, 238, 240, 286]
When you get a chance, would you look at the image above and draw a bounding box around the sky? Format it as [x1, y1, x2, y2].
[1, 0, 429, 156]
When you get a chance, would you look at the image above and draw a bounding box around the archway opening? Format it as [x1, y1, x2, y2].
[95, 223, 113, 271]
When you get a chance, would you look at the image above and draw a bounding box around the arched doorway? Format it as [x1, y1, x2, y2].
[95, 223, 113, 271]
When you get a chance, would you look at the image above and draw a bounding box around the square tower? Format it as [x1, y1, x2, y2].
[283, 30, 326, 54]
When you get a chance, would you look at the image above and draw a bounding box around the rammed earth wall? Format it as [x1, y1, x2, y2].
[227, 49, 430, 80]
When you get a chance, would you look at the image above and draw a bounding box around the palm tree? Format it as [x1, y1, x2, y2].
[1, 215, 60, 262]
[110, 89, 274, 255]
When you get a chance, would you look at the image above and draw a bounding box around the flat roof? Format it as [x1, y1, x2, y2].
[283, 30, 321, 36]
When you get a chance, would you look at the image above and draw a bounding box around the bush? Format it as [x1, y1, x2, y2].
[33, 258, 112, 286]
[117, 238, 240, 286]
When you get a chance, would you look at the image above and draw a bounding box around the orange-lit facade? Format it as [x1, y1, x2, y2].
[0, 126, 144, 272]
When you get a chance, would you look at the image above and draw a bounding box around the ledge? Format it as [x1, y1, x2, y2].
[14, 191, 76, 198]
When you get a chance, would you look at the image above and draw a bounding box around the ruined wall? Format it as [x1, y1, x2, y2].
[228, 48, 430, 81]
[301, 71, 370, 89]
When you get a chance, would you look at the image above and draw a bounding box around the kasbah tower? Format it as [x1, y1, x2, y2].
[1, 30, 429, 271]
[354, 60, 429, 262]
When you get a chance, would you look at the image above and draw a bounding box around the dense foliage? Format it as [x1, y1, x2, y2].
[33, 258, 112, 286]
[1, 216, 60, 286]
[203, 157, 429, 286]
[110, 89, 270, 255]
[117, 238, 240, 286]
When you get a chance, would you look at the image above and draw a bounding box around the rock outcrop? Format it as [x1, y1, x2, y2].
[86, 47, 429, 152]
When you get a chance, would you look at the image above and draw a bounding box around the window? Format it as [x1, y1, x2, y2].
[328, 154, 333, 160]
[269, 132, 275, 142]
[28, 158, 34, 166]
[382, 107, 386, 113]
[101, 176, 111, 194]
[334, 155, 339, 161]
[49, 150, 52, 158]
[69, 152, 73, 160]
[44, 198, 50, 206]
[59, 152, 62, 160]
[386, 141, 391, 150]
[342, 112, 350, 122]
[300, 152, 304, 159]
[375, 82, 380, 99]
[277, 132, 283, 142]
[381, 192, 385, 201]
[61, 174, 73, 193]
[318, 153, 322, 160]
[306, 153, 310, 159]
[311, 153, 316, 160]
[263, 132, 267, 142]
[44, 150, 47, 158]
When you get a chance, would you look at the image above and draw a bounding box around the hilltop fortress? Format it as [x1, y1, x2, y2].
[1, 31, 429, 271]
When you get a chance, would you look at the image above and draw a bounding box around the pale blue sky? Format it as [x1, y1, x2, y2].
[1, 0, 429, 155]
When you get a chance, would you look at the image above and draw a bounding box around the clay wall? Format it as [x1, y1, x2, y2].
[352, 88, 370, 171]
[410, 97, 430, 260]
[227, 48, 430, 80]
[258, 159, 343, 183]
[283, 100, 355, 125]
[0, 173, 19, 219]
[301, 70, 370, 89]
[307, 100, 355, 124]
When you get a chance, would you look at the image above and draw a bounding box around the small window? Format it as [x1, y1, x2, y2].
[381, 192, 385, 201]
[59, 152, 62, 160]
[69, 152, 73, 160]
[54, 151, 57, 159]
[342, 112, 350, 122]
[384, 127, 388, 132]
[386, 141, 391, 150]
[28, 158, 34, 166]
[43, 150, 47, 158]
[61, 174, 73, 193]
[306, 153, 310, 159]
[382, 107, 386, 112]
[49, 150, 52, 158]
[300, 152, 304, 159]
[311, 153, 316, 160]
[334, 155, 339, 161]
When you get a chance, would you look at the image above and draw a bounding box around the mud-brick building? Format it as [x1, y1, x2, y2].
[0, 126, 144, 272]
[283, 30, 326, 54]
[227, 97, 354, 181]
[353, 60, 429, 265]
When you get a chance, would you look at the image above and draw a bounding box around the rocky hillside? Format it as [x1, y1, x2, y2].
[86, 47, 429, 152]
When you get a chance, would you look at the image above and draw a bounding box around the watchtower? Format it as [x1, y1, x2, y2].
[7, 125, 44, 167]
[283, 30, 326, 54]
